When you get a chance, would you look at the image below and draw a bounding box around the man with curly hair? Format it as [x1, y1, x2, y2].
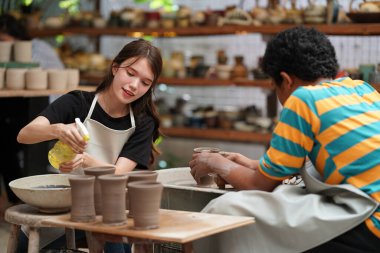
[190, 26, 380, 252]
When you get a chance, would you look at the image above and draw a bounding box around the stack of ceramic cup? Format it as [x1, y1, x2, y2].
[0, 40, 33, 90]
[2, 67, 80, 91]
[0, 40, 80, 90]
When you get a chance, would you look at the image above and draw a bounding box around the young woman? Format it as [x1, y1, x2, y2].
[16, 39, 163, 253]
[17, 39, 162, 174]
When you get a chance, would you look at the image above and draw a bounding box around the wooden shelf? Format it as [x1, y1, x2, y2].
[29, 23, 380, 38]
[159, 77, 272, 88]
[0, 86, 95, 98]
[161, 127, 271, 144]
[80, 73, 272, 88]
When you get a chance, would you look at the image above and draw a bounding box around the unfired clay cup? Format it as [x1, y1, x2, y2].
[0, 41, 13, 62]
[126, 171, 158, 217]
[5, 68, 27, 90]
[69, 175, 96, 223]
[25, 68, 48, 90]
[48, 69, 68, 90]
[0, 68, 5, 89]
[14, 41, 32, 63]
[128, 181, 163, 230]
[83, 166, 116, 215]
[66, 68, 80, 89]
[99, 174, 128, 225]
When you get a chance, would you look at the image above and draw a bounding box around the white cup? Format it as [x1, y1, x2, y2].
[14, 41, 32, 63]
[5, 68, 27, 90]
[0, 68, 6, 89]
[0, 41, 13, 62]
[66, 68, 80, 89]
[48, 69, 67, 90]
[26, 68, 48, 90]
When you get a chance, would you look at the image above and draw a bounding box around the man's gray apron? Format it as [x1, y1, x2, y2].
[193, 161, 379, 253]
[29, 94, 136, 249]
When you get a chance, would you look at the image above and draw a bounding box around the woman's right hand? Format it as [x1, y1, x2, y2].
[59, 154, 84, 173]
[55, 123, 87, 153]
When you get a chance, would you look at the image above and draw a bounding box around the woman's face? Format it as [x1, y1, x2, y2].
[111, 57, 154, 105]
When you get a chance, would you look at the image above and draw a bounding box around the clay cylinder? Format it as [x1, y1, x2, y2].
[83, 166, 116, 215]
[128, 181, 163, 230]
[99, 174, 128, 225]
[126, 171, 158, 217]
[69, 175, 96, 222]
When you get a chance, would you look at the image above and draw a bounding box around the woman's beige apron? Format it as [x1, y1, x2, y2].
[194, 161, 379, 253]
[83, 94, 136, 165]
[31, 94, 136, 248]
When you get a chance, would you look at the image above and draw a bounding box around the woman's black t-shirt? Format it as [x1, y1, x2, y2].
[39, 90, 154, 169]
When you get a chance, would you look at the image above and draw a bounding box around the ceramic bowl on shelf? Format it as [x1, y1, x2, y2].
[9, 174, 71, 213]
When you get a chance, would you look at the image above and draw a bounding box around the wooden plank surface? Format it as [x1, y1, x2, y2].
[0, 86, 96, 97]
[42, 209, 254, 244]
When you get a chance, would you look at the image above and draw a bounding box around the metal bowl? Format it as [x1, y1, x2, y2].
[9, 174, 71, 213]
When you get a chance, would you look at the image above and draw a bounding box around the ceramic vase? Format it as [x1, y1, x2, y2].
[69, 175, 96, 222]
[126, 171, 158, 217]
[128, 181, 163, 230]
[83, 166, 116, 215]
[98, 174, 128, 225]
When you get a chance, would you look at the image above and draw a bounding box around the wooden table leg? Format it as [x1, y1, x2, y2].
[65, 228, 76, 249]
[28, 227, 39, 253]
[134, 243, 154, 253]
[183, 242, 193, 253]
[6, 224, 20, 253]
[86, 231, 105, 253]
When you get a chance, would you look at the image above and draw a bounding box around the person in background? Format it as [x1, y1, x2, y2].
[17, 39, 162, 252]
[0, 13, 64, 205]
[189, 26, 380, 253]
[0, 13, 64, 69]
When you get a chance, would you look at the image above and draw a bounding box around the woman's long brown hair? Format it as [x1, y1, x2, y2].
[96, 39, 163, 168]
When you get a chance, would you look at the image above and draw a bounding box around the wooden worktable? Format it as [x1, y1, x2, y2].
[42, 209, 254, 244]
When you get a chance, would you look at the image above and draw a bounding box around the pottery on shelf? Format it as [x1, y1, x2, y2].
[83, 166, 116, 215]
[99, 174, 128, 225]
[14, 41, 32, 63]
[25, 68, 48, 90]
[0, 41, 13, 62]
[128, 181, 163, 230]
[69, 175, 96, 222]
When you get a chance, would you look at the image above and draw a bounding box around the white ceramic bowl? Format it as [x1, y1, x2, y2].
[9, 174, 71, 213]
